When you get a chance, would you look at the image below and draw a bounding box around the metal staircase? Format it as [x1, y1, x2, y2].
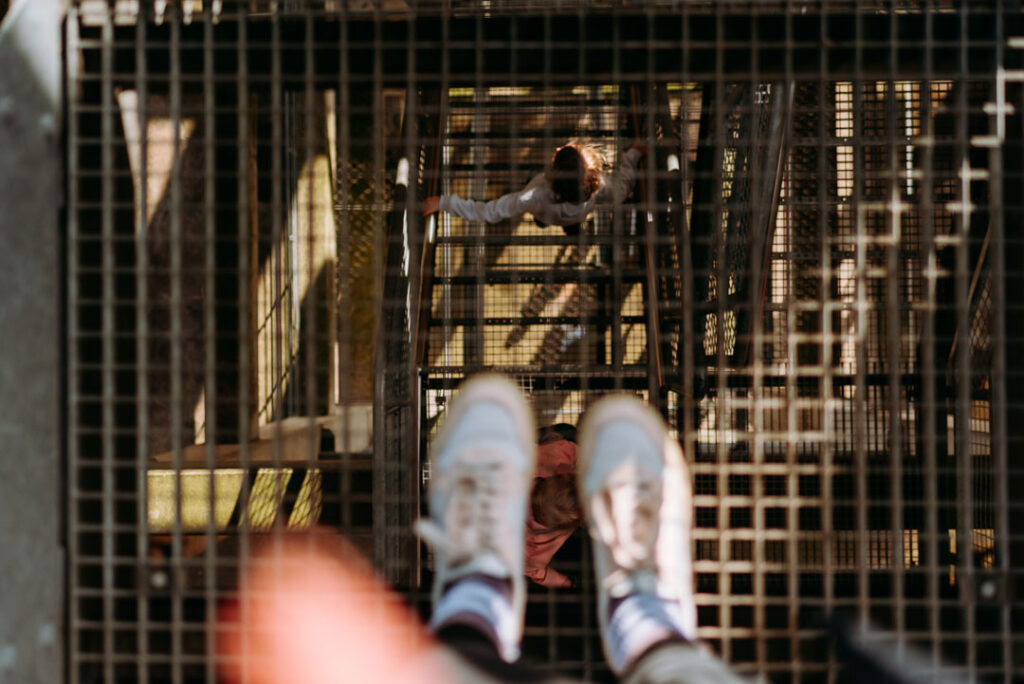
[426, 85, 658, 387]
[374, 79, 792, 589]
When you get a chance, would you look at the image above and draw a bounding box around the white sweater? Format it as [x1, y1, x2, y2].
[439, 147, 644, 226]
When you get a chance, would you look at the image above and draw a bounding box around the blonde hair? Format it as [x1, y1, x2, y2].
[531, 474, 581, 531]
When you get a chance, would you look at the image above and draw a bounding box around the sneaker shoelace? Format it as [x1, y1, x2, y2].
[594, 476, 660, 594]
[416, 459, 507, 571]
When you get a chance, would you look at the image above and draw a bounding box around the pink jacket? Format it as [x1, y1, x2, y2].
[524, 439, 577, 588]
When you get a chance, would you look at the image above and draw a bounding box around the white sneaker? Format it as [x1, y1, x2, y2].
[415, 374, 536, 662]
[577, 395, 697, 674]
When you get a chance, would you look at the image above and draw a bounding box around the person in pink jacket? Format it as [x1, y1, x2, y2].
[524, 426, 582, 588]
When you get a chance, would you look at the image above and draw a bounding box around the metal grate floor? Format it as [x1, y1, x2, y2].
[55, 3, 1024, 683]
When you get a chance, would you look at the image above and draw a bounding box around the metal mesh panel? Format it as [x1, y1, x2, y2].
[62, 2, 1024, 683]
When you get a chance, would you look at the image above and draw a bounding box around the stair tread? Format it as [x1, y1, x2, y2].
[429, 314, 647, 325]
[435, 234, 647, 246]
[424, 365, 649, 376]
[436, 268, 648, 283]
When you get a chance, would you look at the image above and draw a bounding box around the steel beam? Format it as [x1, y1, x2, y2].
[0, 1, 64, 682]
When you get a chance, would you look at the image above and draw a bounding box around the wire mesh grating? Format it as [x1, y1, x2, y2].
[60, 1, 1024, 683]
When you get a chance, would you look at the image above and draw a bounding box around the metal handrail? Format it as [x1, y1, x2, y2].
[413, 87, 445, 369]
[373, 86, 444, 587]
[732, 81, 793, 368]
[630, 84, 667, 396]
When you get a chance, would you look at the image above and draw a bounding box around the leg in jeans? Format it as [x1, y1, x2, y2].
[434, 624, 573, 684]
[578, 396, 749, 684]
[416, 374, 571, 683]
[622, 640, 749, 684]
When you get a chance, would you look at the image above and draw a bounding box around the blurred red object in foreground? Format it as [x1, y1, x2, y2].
[218, 530, 444, 684]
